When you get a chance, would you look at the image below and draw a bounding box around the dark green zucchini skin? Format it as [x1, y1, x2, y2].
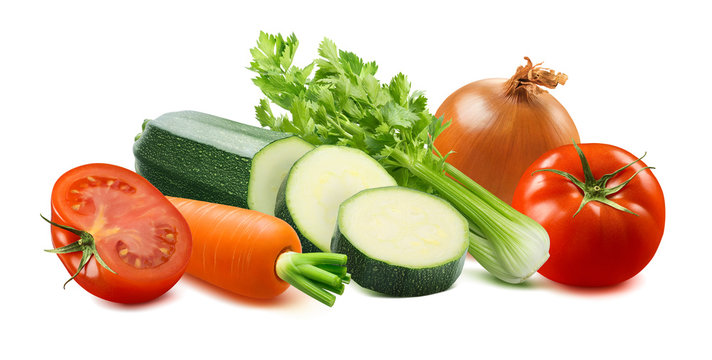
[331, 227, 466, 297]
[274, 175, 322, 253]
[133, 110, 287, 208]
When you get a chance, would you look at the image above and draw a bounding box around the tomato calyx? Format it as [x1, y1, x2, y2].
[41, 214, 116, 288]
[533, 142, 655, 217]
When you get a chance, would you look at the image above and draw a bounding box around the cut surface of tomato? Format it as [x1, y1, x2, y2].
[48, 163, 192, 303]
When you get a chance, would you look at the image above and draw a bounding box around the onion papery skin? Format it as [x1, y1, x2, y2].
[435, 73, 580, 204]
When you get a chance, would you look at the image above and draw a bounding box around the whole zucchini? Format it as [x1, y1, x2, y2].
[133, 110, 313, 211]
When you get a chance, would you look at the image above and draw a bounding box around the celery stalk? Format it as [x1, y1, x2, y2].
[248, 32, 549, 283]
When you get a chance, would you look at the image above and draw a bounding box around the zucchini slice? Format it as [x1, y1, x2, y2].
[248, 136, 315, 215]
[275, 145, 397, 253]
[133, 111, 312, 212]
[331, 186, 469, 297]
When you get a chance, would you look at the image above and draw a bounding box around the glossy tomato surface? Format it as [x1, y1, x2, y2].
[49, 163, 192, 303]
[512, 143, 665, 286]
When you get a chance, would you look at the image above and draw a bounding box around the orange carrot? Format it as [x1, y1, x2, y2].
[168, 197, 349, 306]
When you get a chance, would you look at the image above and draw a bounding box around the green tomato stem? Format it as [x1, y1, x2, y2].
[533, 142, 655, 217]
[41, 214, 116, 289]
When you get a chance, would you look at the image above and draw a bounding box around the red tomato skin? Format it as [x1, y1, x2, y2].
[512, 144, 665, 286]
[49, 164, 192, 304]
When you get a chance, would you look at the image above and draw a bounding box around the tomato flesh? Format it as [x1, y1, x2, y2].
[512, 143, 665, 286]
[49, 164, 191, 303]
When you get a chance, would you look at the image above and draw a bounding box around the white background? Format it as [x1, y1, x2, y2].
[2, 1, 709, 358]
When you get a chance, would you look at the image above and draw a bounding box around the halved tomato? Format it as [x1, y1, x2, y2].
[46, 163, 192, 303]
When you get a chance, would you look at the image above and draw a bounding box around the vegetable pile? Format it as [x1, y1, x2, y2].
[248, 32, 550, 284]
[44, 163, 348, 306]
[42, 31, 666, 308]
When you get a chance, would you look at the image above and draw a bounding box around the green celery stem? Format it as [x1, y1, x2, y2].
[390, 150, 509, 241]
[275, 251, 349, 307]
[444, 163, 525, 219]
[389, 149, 549, 283]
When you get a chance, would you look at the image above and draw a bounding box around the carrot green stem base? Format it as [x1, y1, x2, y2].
[275, 251, 349, 307]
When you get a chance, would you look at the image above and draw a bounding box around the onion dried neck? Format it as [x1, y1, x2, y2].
[505, 57, 568, 98]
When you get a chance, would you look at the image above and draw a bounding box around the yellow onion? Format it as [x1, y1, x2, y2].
[435, 57, 580, 204]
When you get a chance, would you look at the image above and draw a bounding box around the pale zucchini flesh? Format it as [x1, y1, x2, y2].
[247, 136, 314, 215]
[274, 145, 397, 253]
[331, 186, 469, 297]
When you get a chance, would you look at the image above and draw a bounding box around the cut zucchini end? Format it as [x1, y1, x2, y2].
[247, 136, 314, 216]
[133, 111, 291, 210]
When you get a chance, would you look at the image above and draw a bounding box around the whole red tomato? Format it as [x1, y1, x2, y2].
[45, 163, 192, 303]
[512, 143, 664, 286]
